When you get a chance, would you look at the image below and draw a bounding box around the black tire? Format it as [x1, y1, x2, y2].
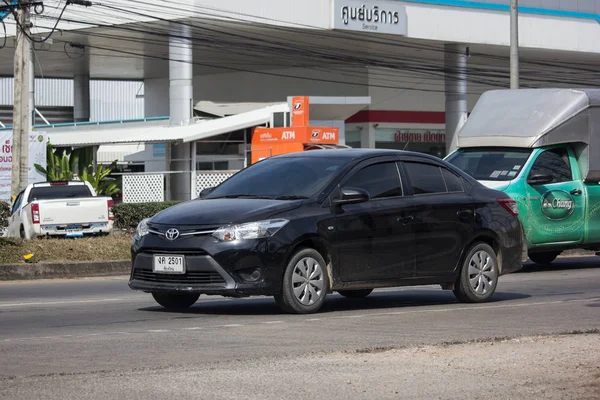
[274, 248, 330, 314]
[152, 292, 200, 309]
[20, 225, 26, 239]
[338, 289, 373, 299]
[528, 251, 560, 265]
[453, 242, 499, 303]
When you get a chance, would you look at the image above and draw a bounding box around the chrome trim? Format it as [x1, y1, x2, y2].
[147, 228, 216, 237]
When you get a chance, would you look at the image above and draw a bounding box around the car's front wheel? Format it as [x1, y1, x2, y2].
[274, 248, 329, 314]
[453, 242, 499, 303]
[528, 251, 560, 265]
[152, 292, 200, 309]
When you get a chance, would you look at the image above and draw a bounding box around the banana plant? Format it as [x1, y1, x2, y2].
[79, 160, 120, 196]
[34, 142, 78, 181]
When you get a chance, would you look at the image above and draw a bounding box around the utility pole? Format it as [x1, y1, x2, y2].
[11, 0, 31, 198]
[510, 0, 519, 89]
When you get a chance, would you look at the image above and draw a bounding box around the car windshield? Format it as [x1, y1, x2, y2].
[27, 185, 93, 202]
[206, 156, 348, 199]
[446, 147, 533, 181]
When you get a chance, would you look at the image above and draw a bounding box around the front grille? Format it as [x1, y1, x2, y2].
[141, 249, 208, 256]
[133, 269, 227, 285]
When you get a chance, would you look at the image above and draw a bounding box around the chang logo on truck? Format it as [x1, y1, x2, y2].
[541, 190, 575, 220]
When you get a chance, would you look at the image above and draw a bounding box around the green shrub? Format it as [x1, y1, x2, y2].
[0, 201, 9, 229]
[113, 201, 182, 230]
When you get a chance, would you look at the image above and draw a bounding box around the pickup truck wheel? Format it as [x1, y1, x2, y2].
[528, 251, 560, 265]
[338, 289, 373, 298]
[19, 225, 26, 239]
[453, 243, 499, 303]
[152, 293, 200, 309]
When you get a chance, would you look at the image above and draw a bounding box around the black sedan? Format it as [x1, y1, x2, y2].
[129, 149, 523, 314]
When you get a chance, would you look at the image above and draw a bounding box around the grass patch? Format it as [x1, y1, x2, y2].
[0, 234, 133, 264]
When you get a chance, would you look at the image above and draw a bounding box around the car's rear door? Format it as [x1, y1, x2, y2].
[332, 158, 416, 282]
[399, 158, 476, 279]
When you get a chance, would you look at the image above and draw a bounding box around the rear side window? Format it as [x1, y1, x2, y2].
[403, 162, 451, 195]
[442, 168, 464, 192]
[343, 162, 403, 199]
[27, 185, 92, 203]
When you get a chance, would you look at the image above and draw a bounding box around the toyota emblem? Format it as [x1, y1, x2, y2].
[165, 228, 180, 241]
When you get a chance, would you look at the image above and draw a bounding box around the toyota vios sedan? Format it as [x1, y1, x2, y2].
[129, 149, 523, 314]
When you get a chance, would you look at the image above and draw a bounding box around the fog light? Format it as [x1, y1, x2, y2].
[239, 268, 262, 282]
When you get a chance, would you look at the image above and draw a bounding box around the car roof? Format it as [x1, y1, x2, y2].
[274, 148, 443, 162]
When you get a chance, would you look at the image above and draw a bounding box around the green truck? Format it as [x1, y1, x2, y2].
[445, 88, 600, 265]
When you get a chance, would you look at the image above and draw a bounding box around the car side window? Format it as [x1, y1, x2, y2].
[403, 162, 448, 195]
[441, 167, 464, 192]
[529, 148, 572, 183]
[343, 162, 403, 199]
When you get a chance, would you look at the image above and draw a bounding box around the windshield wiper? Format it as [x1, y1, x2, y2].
[274, 195, 309, 200]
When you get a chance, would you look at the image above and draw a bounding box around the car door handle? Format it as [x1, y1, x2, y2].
[397, 215, 414, 225]
[570, 189, 582, 196]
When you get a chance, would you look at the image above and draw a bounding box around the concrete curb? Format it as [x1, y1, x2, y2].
[0, 250, 597, 282]
[0, 260, 130, 281]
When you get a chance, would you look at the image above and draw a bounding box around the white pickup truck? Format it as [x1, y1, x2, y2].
[6, 181, 114, 239]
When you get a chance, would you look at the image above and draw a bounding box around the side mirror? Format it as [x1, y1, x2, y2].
[527, 173, 553, 186]
[199, 187, 215, 198]
[332, 187, 370, 206]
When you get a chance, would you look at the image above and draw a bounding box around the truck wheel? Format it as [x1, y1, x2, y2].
[19, 225, 26, 239]
[152, 293, 199, 309]
[453, 242, 499, 303]
[528, 251, 560, 265]
[338, 289, 373, 298]
[274, 248, 329, 314]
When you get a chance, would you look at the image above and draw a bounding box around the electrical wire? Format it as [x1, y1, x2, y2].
[4, 0, 600, 94]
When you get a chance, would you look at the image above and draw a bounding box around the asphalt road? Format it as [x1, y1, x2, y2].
[0, 257, 599, 398]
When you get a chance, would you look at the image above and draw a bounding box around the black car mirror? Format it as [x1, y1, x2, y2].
[199, 187, 215, 198]
[332, 187, 370, 206]
[527, 173, 553, 186]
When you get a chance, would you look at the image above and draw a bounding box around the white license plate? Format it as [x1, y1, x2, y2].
[153, 255, 185, 274]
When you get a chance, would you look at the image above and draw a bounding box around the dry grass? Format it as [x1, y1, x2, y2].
[0, 234, 133, 264]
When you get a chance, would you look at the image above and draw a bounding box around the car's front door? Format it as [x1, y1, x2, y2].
[332, 159, 416, 282]
[400, 160, 476, 278]
[524, 146, 585, 245]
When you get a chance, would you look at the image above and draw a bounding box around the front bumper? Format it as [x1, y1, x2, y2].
[129, 232, 285, 296]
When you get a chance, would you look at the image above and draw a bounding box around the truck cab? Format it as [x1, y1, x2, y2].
[445, 88, 600, 265]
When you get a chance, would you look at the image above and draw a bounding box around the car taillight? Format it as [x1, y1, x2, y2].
[107, 199, 114, 221]
[31, 203, 40, 224]
[497, 198, 519, 216]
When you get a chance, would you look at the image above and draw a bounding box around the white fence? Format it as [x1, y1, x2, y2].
[121, 170, 237, 203]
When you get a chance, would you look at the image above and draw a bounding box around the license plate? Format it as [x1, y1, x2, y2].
[153, 255, 185, 274]
[66, 228, 83, 237]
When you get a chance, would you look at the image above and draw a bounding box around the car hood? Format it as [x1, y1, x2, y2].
[149, 198, 304, 226]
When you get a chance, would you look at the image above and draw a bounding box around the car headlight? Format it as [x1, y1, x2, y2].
[136, 218, 150, 238]
[212, 219, 289, 242]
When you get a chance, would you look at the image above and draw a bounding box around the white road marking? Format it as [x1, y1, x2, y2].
[1, 297, 598, 344]
[0, 298, 124, 308]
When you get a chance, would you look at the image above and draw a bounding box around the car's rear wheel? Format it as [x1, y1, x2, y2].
[453, 242, 499, 303]
[152, 292, 200, 309]
[338, 289, 373, 298]
[274, 248, 329, 314]
[528, 251, 560, 265]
